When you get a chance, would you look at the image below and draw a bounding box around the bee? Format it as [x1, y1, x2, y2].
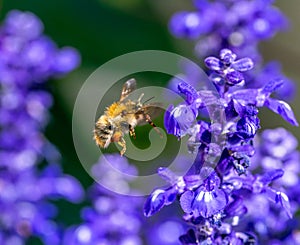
[93, 78, 163, 156]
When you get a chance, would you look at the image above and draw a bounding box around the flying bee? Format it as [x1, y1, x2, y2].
[93, 78, 163, 156]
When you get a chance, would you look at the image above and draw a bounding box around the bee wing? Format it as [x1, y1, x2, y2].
[120, 78, 137, 101]
[135, 103, 164, 125]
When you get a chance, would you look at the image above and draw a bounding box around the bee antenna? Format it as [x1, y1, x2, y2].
[143, 96, 155, 104]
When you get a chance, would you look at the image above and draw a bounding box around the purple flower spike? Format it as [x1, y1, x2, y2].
[0, 10, 82, 244]
[159, 47, 297, 245]
[144, 1, 300, 243]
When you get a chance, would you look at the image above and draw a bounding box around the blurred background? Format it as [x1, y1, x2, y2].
[1, 0, 299, 243]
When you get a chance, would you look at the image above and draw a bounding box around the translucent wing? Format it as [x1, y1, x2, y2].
[135, 103, 164, 126]
[120, 78, 137, 101]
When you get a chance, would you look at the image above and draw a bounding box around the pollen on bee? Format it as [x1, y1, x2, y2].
[107, 102, 126, 117]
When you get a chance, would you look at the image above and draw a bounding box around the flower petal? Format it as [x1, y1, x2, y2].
[232, 58, 254, 72]
[192, 188, 228, 218]
[180, 190, 194, 214]
[178, 82, 198, 105]
[261, 79, 284, 94]
[264, 98, 299, 126]
[266, 188, 292, 218]
[204, 57, 223, 71]
[144, 189, 166, 217]
[226, 70, 244, 85]
[231, 89, 259, 105]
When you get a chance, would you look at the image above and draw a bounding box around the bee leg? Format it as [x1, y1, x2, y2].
[145, 114, 163, 138]
[129, 125, 136, 139]
[117, 137, 126, 156]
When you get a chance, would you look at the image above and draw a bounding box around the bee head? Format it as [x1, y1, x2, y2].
[94, 115, 114, 148]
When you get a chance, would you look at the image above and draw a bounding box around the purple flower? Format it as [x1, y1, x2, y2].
[144, 167, 191, 217]
[261, 128, 298, 160]
[67, 154, 187, 245]
[179, 224, 257, 245]
[246, 127, 300, 243]
[228, 79, 298, 126]
[4, 10, 44, 40]
[152, 45, 298, 245]
[144, 188, 168, 217]
[264, 98, 299, 126]
[180, 172, 228, 219]
[169, 0, 294, 101]
[164, 104, 197, 137]
[0, 11, 80, 85]
[254, 62, 296, 100]
[176, 0, 288, 60]
[169, 11, 212, 39]
[205, 49, 254, 86]
[52, 47, 81, 74]
[65, 155, 145, 245]
[0, 10, 82, 244]
[64, 187, 144, 245]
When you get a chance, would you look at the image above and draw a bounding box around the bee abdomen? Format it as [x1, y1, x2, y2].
[93, 118, 114, 148]
[100, 128, 111, 135]
[94, 129, 112, 148]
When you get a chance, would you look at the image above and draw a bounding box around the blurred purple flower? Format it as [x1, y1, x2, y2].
[0, 10, 82, 244]
[169, 11, 212, 39]
[170, 0, 288, 60]
[65, 154, 187, 245]
[64, 185, 144, 245]
[65, 155, 144, 245]
[169, 0, 295, 101]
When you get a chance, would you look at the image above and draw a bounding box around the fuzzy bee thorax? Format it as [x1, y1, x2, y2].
[106, 102, 127, 118]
